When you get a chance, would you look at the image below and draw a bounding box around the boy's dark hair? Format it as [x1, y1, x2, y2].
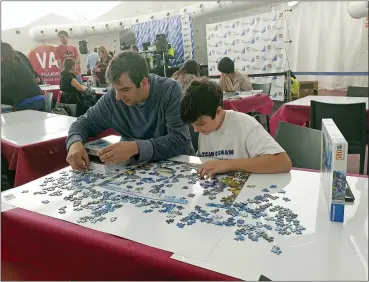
[57, 30, 68, 38]
[180, 77, 223, 124]
[93, 46, 98, 52]
[217, 57, 234, 74]
[105, 50, 149, 88]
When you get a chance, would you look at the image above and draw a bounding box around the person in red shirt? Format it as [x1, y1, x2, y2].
[55, 30, 83, 84]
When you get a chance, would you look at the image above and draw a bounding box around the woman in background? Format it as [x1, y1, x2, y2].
[94, 46, 113, 86]
[172, 59, 200, 89]
[1, 42, 45, 111]
[217, 57, 252, 92]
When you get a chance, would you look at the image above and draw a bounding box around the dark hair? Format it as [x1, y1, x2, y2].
[108, 50, 114, 57]
[179, 59, 200, 76]
[180, 77, 223, 124]
[93, 46, 98, 52]
[57, 30, 68, 38]
[217, 57, 234, 74]
[1, 42, 20, 62]
[106, 50, 149, 88]
[63, 58, 75, 71]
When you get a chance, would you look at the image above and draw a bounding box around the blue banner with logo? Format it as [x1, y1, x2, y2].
[134, 16, 194, 67]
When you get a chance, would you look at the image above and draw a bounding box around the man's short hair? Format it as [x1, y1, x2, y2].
[93, 46, 98, 52]
[217, 57, 234, 74]
[105, 50, 149, 88]
[180, 77, 223, 124]
[57, 30, 68, 38]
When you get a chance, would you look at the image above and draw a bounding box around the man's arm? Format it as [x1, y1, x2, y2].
[135, 82, 193, 161]
[74, 46, 81, 64]
[66, 90, 114, 150]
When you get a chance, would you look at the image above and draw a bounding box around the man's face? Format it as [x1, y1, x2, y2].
[191, 108, 222, 135]
[59, 34, 68, 45]
[112, 73, 149, 106]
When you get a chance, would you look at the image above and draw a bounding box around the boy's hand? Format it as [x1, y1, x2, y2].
[199, 160, 230, 179]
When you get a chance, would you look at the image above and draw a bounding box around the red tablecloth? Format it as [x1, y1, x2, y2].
[224, 94, 274, 115]
[270, 103, 369, 136]
[1, 129, 118, 187]
[1, 208, 237, 281]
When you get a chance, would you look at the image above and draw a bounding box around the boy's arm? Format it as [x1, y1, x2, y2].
[199, 123, 292, 177]
[66, 90, 113, 150]
[135, 82, 193, 161]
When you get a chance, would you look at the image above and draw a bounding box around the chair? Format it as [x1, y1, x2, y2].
[250, 83, 272, 132]
[188, 125, 199, 153]
[274, 122, 322, 170]
[346, 86, 369, 97]
[310, 101, 366, 174]
[252, 83, 272, 96]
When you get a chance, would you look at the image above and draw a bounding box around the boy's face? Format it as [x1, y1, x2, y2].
[191, 107, 222, 135]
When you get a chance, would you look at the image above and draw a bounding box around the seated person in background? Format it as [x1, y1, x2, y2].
[217, 57, 252, 92]
[180, 77, 292, 178]
[66, 50, 194, 171]
[60, 58, 87, 114]
[16, 50, 43, 85]
[1, 42, 45, 111]
[172, 59, 200, 89]
[285, 72, 300, 98]
[93, 46, 112, 86]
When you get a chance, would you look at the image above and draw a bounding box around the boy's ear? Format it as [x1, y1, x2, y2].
[216, 106, 223, 114]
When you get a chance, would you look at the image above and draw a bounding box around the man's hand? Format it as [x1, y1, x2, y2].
[199, 160, 230, 179]
[98, 141, 139, 165]
[66, 141, 90, 171]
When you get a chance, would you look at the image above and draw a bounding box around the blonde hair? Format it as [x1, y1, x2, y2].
[98, 46, 109, 63]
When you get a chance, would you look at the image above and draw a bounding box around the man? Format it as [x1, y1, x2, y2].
[86, 47, 99, 76]
[180, 77, 292, 178]
[66, 51, 194, 171]
[55, 30, 83, 84]
[86, 47, 99, 86]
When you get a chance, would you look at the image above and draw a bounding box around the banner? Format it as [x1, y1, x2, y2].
[28, 44, 60, 85]
[206, 12, 287, 101]
[134, 15, 195, 67]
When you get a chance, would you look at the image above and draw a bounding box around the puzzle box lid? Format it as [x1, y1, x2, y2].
[84, 135, 121, 156]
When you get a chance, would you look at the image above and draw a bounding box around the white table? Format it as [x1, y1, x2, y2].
[92, 87, 108, 95]
[39, 84, 60, 91]
[1, 110, 57, 126]
[286, 96, 368, 109]
[1, 111, 76, 146]
[171, 167, 368, 281]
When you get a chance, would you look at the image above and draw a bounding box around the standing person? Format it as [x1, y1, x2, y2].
[86, 47, 99, 76]
[55, 30, 83, 84]
[66, 50, 193, 171]
[172, 59, 200, 89]
[217, 57, 252, 92]
[93, 46, 112, 87]
[1, 42, 45, 111]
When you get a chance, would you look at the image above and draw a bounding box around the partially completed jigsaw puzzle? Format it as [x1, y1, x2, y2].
[2, 160, 308, 257]
[96, 160, 250, 205]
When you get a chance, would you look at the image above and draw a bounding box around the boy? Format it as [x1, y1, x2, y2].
[180, 77, 292, 178]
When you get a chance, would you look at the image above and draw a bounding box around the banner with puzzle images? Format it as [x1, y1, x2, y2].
[206, 11, 287, 101]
